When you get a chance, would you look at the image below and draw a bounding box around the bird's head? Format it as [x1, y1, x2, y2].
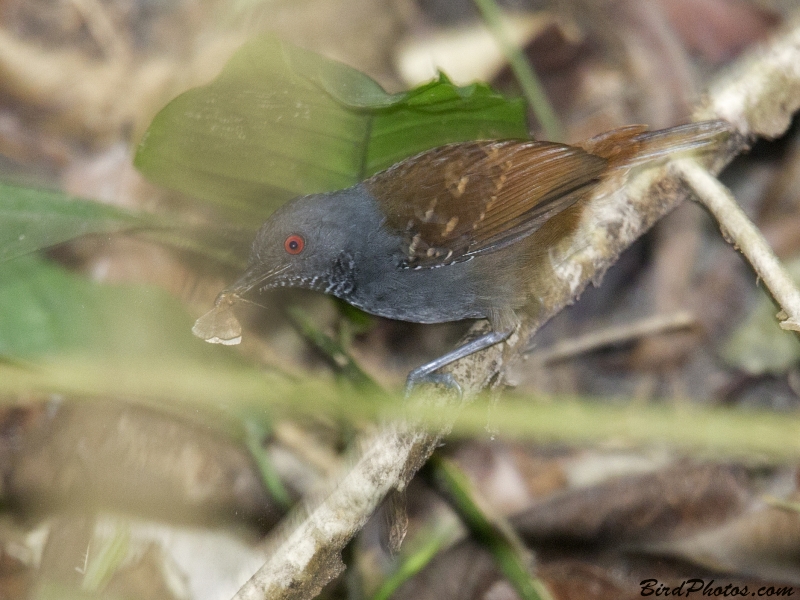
[225, 184, 380, 299]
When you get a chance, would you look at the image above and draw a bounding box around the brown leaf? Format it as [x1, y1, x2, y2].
[512, 463, 753, 545]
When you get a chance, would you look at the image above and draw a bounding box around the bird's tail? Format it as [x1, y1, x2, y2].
[579, 119, 732, 168]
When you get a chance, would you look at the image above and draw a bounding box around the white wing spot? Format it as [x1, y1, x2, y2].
[443, 216, 459, 236]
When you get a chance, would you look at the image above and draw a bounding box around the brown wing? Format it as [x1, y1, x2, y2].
[365, 140, 608, 268]
[578, 121, 730, 166]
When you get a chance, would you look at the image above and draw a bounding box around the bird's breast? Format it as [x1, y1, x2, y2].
[342, 254, 488, 324]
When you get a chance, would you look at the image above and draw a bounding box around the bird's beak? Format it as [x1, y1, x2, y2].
[225, 263, 289, 298]
[219, 264, 264, 301]
[218, 262, 289, 304]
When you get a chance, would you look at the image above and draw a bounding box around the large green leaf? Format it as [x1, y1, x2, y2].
[134, 36, 528, 221]
[0, 182, 151, 263]
[365, 77, 530, 174]
[0, 254, 235, 363]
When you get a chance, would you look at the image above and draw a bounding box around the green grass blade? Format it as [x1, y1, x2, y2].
[81, 524, 131, 593]
[370, 527, 453, 600]
[472, 0, 563, 141]
[244, 419, 293, 510]
[425, 455, 551, 600]
[286, 305, 381, 391]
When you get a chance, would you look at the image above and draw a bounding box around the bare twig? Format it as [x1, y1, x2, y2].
[527, 310, 696, 365]
[232, 13, 800, 600]
[232, 423, 439, 600]
[676, 159, 800, 331]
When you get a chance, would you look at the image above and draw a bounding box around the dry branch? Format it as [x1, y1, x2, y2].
[676, 158, 800, 331]
[233, 12, 800, 600]
[527, 310, 696, 365]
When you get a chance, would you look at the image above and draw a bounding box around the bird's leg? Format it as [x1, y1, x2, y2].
[404, 329, 512, 397]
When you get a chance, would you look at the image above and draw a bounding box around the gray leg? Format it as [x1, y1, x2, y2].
[405, 330, 512, 396]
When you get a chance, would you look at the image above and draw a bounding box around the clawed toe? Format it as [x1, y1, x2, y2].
[404, 370, 463, 398]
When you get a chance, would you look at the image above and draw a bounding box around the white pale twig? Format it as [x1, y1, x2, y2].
[676, 159, 800, 332]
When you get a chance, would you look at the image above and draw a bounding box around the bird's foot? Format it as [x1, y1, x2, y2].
[404, 370, 462, 398]
[403, 329, 513, 399]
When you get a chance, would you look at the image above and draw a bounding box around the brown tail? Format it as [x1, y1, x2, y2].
[578, 120, 732, 168]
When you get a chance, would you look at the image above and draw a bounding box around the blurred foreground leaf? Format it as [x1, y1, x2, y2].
[0, 254, 237, 363]
[0, 182, 152, 262]
[764, 496, 800, 514]
[2, 356, 800, 461]
[134, 35, 527, 221]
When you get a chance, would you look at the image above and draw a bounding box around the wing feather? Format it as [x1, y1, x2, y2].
[365, 140, 607, 268]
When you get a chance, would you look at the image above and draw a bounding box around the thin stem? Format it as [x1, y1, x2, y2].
[528, 310, 696, 363]
[676, 158, 800, 332]
[425, 455, 553, 600]
[472, 0, 564, 141]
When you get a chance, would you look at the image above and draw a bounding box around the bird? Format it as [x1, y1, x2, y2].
[193, 120, 730, 392]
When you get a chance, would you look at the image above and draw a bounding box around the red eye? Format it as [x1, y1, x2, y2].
[284, 234, 305, 255]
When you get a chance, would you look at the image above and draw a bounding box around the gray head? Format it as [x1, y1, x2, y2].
[226, 183, 383, 299]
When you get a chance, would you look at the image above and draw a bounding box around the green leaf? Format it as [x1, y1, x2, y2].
[0, 181, 150, 262]
[0, 254, 236, 363]
[135, 35, 370, 219]
[365, 75, 530, 174]
[0, 179, 252, 268]
[134, 36, 527, 221]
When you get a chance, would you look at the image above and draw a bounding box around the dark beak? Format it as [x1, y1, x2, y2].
[216, 262, 288, 305]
